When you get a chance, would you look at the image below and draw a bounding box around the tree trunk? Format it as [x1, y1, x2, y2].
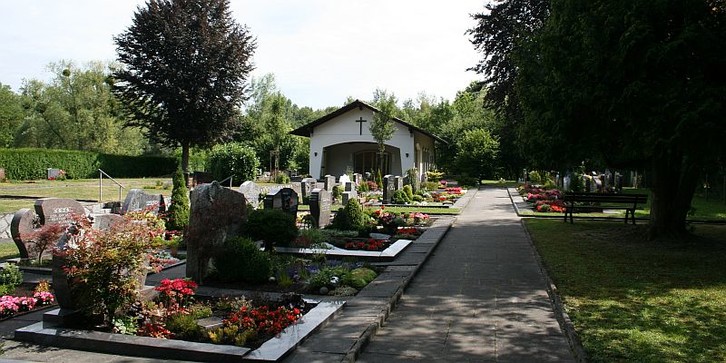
[181, 142, 190, 188]
[647, 151, 700, 241]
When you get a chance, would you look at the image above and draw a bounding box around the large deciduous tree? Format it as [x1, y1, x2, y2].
[0, 83, 23, 148]
[113, 0, 256, 173]
[515, 0, 726, 239]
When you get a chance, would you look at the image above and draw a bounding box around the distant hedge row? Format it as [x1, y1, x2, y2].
[0, 148, 177, 180]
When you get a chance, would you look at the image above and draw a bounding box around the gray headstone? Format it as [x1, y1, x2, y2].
[353, 173, 363, 186]
[121, 189, 166, 214]
[239, 181, 262, 209]
[185, 182, 248, 283]
[342, 190, 358, 205]
[301, 178, 317, 200]
[324, 175, 336, 192]
[263, 187, 299, 216]
[309, 188, 332, 229]
[394, 176, 403, 191]
[383, 175, 395, 204]
[92, 213, 124, 231]
[34, 198, 85, 225]
[10, 208, 38, 259]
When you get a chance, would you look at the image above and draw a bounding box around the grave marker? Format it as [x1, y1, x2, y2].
[185, 182, 248, 283]
[121, 189, 166, 215]
[324, 175, 336, 192]
[34, 198, 85, 225]
[10, 209, 38, 258]
[301, 178, 317, 201]
[309, 188, 331, 228]
[264, 187, 299, 216]
[239, 181, 262, 209]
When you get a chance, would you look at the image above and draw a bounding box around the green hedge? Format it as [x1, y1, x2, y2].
[0, 148, 176, 180]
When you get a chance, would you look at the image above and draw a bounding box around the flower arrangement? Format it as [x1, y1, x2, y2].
[155, 278, 198, 310]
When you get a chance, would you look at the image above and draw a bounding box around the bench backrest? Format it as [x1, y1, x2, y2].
[563, 192, 648, 205]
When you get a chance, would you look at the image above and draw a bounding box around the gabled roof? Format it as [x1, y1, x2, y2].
[290, 99, 446, 144]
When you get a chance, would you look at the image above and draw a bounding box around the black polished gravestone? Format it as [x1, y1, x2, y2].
[309, 188, 331, 228]
[263, 187, 299, 216]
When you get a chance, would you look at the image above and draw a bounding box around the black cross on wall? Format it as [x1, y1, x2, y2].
[355, 116, 367, 135]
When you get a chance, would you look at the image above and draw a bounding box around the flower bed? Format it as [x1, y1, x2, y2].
[519, 184, 565, 213]
[0, 282, 56, 320]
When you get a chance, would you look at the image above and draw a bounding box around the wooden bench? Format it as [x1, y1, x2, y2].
[562, 192, 648, 224]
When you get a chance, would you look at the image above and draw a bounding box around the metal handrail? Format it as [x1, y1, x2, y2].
[99, 169, 126, 203]
[219, 175, 234, 188]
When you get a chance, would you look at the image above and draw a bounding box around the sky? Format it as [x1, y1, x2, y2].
[0, 1, 485, 110]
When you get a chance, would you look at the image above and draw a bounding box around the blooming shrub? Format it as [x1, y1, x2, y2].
[0, 287, 56, 318]
[445, 187, 463, 195]
[155, 278, 198, 311]
[535, 200, 566, 213]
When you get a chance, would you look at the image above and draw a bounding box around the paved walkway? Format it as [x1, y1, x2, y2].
[358, 187, 575, 362]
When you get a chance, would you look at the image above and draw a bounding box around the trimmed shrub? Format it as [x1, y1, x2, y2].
[342, 267, 377, 289]
[242, 209, 298, 251]
[393, 190, 409, 204]
[331, 199, 367, 232]
[403, 185, 414, 202]
[0, 148, 175, 180]
[206, 143, 259, 184]
[0, 264, 23, 295]
[213, 237, 272, 284]
[166, 166, 190, 231]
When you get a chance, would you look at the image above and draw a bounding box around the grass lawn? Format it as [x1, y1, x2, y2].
[525, 219, 726, 362]
[0, 178, 172, 213]
[0, 241, 20, 260]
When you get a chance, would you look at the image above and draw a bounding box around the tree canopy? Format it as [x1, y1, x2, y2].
[112, 0, 256, 172]
[512, 0, 726, 238]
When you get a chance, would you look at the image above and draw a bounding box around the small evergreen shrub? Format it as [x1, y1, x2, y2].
[275, 173, 290, 184]
[308, 266, 350, 290]
[332, 185, 343, 202]
[166, 312, 204, 340]
[242, 209, 298, 250]
[0, 264, 23, 294]
[405, 168, 420, 193]
[165, 166, 190, 231]
[331, 199, 367, 232]
[393, 190, 409, 204]
[342, 267, 377, 289]
[403, 185, 414, 202]
[213, 237, 272, 283]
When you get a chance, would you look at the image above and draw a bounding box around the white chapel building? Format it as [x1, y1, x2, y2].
[290, 99, 444, 181]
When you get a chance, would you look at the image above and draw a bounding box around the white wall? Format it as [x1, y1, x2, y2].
[309, 107, 416, 179]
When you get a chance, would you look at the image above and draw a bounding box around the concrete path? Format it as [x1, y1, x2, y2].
[358, 187, 575, 362]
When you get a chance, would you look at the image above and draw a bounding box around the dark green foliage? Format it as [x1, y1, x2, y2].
[113, 0, 256, 172]
[342, 267, 377, 289]
[165, 312, 204, 340]
[331, 199, 367, 232]
[242, 209, 298, 250]
[213, 237, 271, 284]
[0, 148, 175, 180]
[308, 266, 350, 290]
[332, 185, 343, 202]
[454, 128, 499, 180]
[515, 0, 726, 238]
[207, 143, 260, 184]
[166, 166, 190, 231]
[275, 173, 290, 184]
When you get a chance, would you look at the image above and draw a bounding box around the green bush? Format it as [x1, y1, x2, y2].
[405, 168, 420, 193]
[0, 264, 23, 294]
[0, 148, 175, 180]
[331, 199, 367, 232]
[166, 312, 204, 340]
[242, 209, 298, 250]
[342, 267, 377, 289]
[275, 172, 290, 184]
[213, 237, 271, 284]
[403, 185, 414, 202]
[393, 190, 409, 204]
[421, 181, 439, 191]
[206, 143, 259, 184]
[308, 266, 350, 290]
[332, 185, 343, 202]
[457, 175, 479, 187]
[165, 166, 190, 231]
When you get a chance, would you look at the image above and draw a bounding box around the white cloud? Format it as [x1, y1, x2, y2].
[1, 0, 484, 109]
